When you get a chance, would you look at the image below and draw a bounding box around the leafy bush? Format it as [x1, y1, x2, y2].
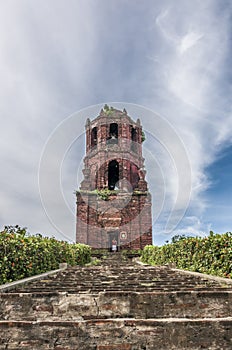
[141, 231, 232, 279]
[0, 226, 91, 284]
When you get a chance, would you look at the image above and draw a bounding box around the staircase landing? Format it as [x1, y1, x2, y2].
[0, 253, 232, 349]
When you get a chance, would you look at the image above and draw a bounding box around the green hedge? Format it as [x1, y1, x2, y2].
[141, 231, 232, 278]
[0, 226, 91, 284]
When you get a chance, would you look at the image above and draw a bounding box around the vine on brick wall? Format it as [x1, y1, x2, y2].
[95, 189, 117, 200]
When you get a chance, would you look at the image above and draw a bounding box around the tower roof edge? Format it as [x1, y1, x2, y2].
[88, 106, 140, 126]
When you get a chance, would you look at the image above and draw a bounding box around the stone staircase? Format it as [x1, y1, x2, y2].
[0, 253, 232, 349]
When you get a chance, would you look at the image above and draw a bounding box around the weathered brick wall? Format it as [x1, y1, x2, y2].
[76, 107, 152, 249]
[76, 192, 152, 249]
[81, 109, 145, 192]
[1, 291, 232, 321]
[0, 319, 231, 350]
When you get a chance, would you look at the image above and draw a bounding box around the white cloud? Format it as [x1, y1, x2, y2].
[179, 31, 204, 54]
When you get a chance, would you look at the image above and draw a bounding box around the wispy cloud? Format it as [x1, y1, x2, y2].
[179, 31, 204, 54]
[142, 0, 232, 239]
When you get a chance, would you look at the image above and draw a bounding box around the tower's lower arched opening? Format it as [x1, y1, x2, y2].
[108, 160, 119, 190]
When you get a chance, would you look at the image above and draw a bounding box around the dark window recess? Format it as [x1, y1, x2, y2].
[108, 160, 119, 190]
[108, 123, 118, 144]
[131, 127, 138, 152]
[91, 127, 97, 147]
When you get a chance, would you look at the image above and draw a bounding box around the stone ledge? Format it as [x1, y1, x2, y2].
[0, 317, 232, 326]
[136, 259, 232, 285]
[0, 265, 67, 292]
[172, 268, 232, 285]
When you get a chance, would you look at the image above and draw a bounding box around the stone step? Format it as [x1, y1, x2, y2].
[36, 284, 230, 292]
[11, 286, 232, 295]
[1, 255, 232, 349]
[0, 290, 232, 321]
[0, 318, 231, 350]
[7, 264, 231, 294]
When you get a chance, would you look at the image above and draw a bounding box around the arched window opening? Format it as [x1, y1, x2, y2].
[131, 127, 138, 152]
[109, 123, 118, 144]
[108, 160, 119, 190]
[91, 127, 97, 147]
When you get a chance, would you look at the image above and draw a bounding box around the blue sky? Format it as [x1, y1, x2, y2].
[0, 0, 231, 245]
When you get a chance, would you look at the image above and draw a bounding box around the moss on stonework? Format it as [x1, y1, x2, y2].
[103, 104, 115, 116]
[76, 189, 118, 200]
[133, 190, 149, 195]
[76, 189, 148, 197]
[95, 189, 112, 200]
[141, 131, 146, 142]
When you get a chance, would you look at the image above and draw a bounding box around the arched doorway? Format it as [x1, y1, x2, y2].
[109, 231, 119, 252]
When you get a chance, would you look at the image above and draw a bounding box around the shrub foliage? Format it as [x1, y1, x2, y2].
[0, 226, 91, 284]
[141, 231, 232, 278]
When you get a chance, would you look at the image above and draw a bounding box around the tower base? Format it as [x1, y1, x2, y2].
[76, 191, 152, 250]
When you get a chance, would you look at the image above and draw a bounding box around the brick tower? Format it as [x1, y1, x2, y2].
[76, 105, 152, 250]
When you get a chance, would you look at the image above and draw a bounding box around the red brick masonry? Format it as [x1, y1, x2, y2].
[76, 107, 152, 249]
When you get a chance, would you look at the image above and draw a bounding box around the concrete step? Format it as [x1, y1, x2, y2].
[0, 318, 232, 350]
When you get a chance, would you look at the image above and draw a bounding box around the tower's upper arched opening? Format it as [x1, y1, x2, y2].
[109, 123, 118, 144]
[91, 126, 97, 148]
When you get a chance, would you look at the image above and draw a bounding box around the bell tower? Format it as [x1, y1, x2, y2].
[76, 105, 152, 250]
